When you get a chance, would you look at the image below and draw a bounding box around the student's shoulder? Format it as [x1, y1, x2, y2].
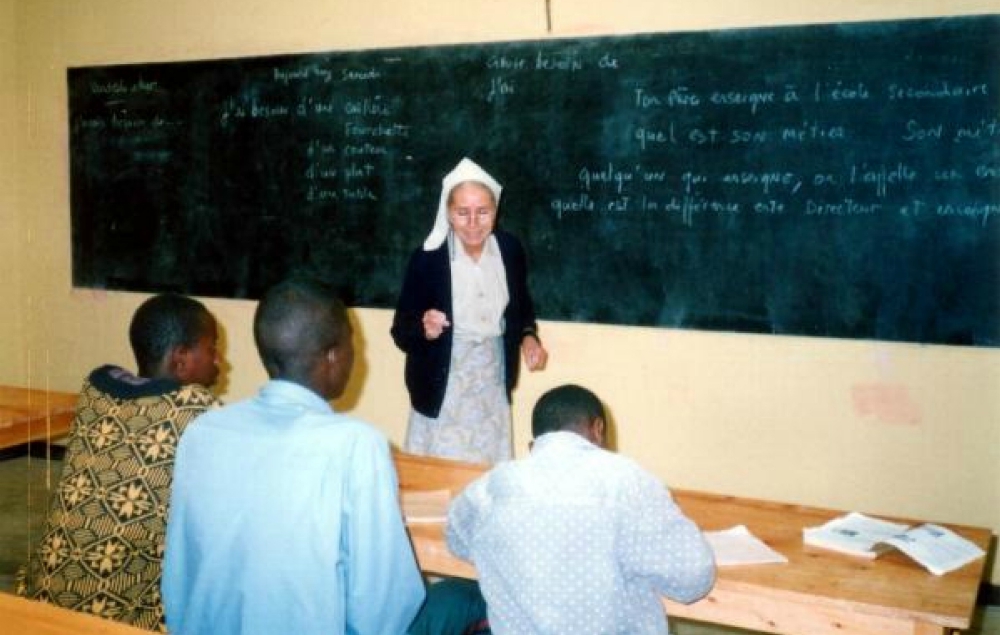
[309, 411, 390, 448]
[171, 383, 223, 409]
[82, 365, 219, 410]
[594, 446, 643, 471]
[459, 458, 520, 498]
[590, 448, 669, 493]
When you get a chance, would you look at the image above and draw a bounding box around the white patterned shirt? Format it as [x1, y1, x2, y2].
[447, 431, 715, 635]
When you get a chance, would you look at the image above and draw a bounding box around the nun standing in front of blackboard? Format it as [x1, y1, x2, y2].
[392, 157, 548, 464]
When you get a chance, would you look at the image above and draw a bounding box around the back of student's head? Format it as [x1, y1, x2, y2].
[129, 294, 212, 377]
[253, 277, 349, 382]
[531, 384, 606, 439]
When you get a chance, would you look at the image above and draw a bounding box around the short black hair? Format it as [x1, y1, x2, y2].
[253, 277, 348, 381]
[531, 384, 606, 438]
[129, 294, 212, 377]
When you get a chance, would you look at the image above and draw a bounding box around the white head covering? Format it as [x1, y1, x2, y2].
[422, 157, 503, 251]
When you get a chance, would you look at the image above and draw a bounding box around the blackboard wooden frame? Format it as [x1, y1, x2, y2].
[68, 15, 1000, 346]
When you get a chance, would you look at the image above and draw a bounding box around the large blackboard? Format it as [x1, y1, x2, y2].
[69, 15, 1000, 346]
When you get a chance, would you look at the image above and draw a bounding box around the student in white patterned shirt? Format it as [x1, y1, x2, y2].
[447, 384, 716, 635]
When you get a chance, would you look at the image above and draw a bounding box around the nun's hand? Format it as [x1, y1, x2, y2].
[521, 335, 548, 371]
[422, 309, 451, 340]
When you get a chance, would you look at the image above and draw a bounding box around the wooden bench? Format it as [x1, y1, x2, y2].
[0, 592, 152, 635]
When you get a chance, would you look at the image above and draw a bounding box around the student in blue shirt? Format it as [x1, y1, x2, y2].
[163, 277, 425, 635]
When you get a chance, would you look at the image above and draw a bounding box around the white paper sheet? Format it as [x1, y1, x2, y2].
[704, 525, 788, 566]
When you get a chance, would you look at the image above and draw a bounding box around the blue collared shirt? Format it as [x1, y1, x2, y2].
[447, 431, 715, 634]
[163, 380, 424, 635]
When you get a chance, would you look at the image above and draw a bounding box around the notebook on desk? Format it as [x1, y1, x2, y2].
[803, 512, 986, 575]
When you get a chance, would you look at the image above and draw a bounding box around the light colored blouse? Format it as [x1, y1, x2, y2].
[450, 233, 509, 340]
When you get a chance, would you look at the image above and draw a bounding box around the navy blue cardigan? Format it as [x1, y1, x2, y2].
[391, 230, 539, 418]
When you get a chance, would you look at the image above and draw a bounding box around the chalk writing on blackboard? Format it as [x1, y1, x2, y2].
[68, 15, 1000, 346]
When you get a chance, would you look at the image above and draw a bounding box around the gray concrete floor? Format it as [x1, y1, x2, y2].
[0, 452, 996, 634]
[0, 452, 60, 592]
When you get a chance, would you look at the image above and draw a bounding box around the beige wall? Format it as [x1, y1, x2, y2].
[6, 0, 999, 581]
[1, 0, 23, 387]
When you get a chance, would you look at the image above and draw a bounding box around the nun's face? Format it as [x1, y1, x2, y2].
[448, 181, 497, 258]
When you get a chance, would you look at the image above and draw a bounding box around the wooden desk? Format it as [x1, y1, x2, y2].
[0, 592, 151, 635]
[394, 452, 993, 635]
[0, 386, 78, 451]
[661, 491, 990, 635]
[396, 452, 485, 579]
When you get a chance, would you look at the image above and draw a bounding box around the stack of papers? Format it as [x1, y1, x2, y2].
[882, 523, 988, 576]
[803, 512, 907, 559]
[704, 525, 788, 566]
[803, 512, 985, 576]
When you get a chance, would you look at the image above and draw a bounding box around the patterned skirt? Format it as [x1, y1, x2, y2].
[405, 336, 512, 464]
